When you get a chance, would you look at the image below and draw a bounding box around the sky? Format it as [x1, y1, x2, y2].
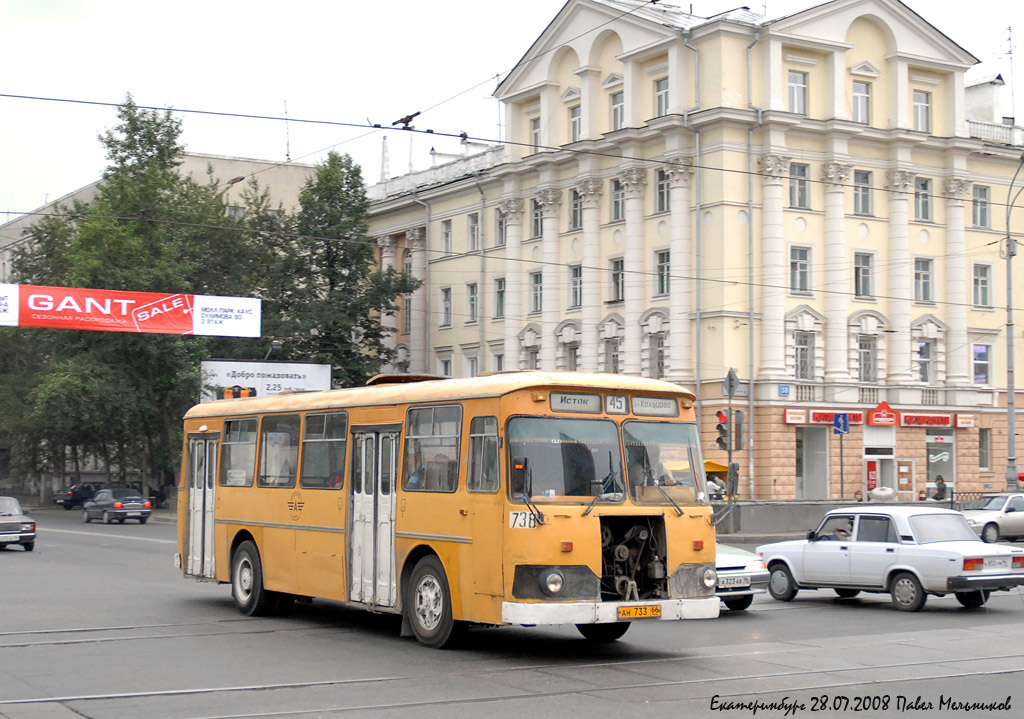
[1, 0, 1023, 222]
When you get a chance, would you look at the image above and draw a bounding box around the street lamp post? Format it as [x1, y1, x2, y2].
[1004, 152, 1024, 490]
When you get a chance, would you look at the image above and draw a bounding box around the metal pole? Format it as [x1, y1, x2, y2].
[1005, 152, 1024, 490]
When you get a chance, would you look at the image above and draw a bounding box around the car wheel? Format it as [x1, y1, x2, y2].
[23, 542, 34, 552]
[232, 540, 275, 616]
[103, 511, 111, 525]
[723, 594, 754, 611]
[0, 543, 7, 550]
[955, 590, 990, 608]
[139, 517, 148, 525]
[82, 510, 91, 524]
[768, 563, 798, 601]
[406, 555, 463, 648]
[63, 504, 72, 511]
[982, 523, 1000, 543]
[890, 572, 927, 612]
[835, 588, 861, 599]
[576, 623, 631, 641]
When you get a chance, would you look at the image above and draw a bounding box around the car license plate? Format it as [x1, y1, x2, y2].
[719, 575, 751, 588]
[128, 512, 141, 517]
[617, 605, 661, 620]
[985, 557, 1010, 569]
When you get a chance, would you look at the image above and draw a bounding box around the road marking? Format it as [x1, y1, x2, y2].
[43, 528, 176, 545]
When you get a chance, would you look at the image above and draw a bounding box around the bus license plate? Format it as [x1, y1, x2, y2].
[617, 605, 661, 620]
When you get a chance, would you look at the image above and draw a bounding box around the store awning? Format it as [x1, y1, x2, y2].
[704, 460, 729, 473]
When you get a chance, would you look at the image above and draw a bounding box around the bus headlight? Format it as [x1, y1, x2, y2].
[701, 567, 718, 589]
[541, 570, 565, 595]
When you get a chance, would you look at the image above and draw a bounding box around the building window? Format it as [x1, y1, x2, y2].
[917, 340, 934, 383]
[566, 344, 580, 371]
[440, 358, 452, 377]
[466, 213, 479, 251]
[973, 185, 991, 228]
[655, 169, 670, 213]
[974, 344, 991, 384]
[466, 283, 478, 323]
[404, 296, 412, 334]
[569, 265, 583, 308]
[530, 199, 543, 238]
[858, 336, 877, 383]
[611, 91, 624, 130]
[494, 278, 505, 318]
[466, 356, 478, 377]
[569, 105, 581, 143]
[914, 258, 934, 302]
[527, 349, 540, 370]
[789, 163, 810, 208]
[980, 428, 991, 470]
[649, 334, 666, 379]
[852, 80, 871, 123]
[656, 250, 670, 295]
[611, 179, 624, 221]
[854, 252, 873, 298]
[530, 116, 541, 151]
[790, 247, 810, 293]
[569, 189, 582, 230]
[440, 288, 452, 327]
[530, 272, 543, 313]
[913, 90, 931, 132]
[610, 258, 625, 302]
[493, 353, 504, 372]
[788, 71, 807, 114]
[495, 209, 507, 247]
[441, 219, 452, 255]
[914, 177, 932, 220]
[605, 338, 621, 374]
[973, 264, 992, 307]
[655, 77, 669, 117]
[854, 170, 873, 215]
[794, 331, 815, 380]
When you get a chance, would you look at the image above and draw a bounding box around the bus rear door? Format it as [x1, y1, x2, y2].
[349, 425, 400, 608]
[185, 435, 218, 579]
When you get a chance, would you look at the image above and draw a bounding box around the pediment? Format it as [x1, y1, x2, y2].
[602, 73, 623, 90]
[849, 61, 881, 78]
[561, 86, 581, 103]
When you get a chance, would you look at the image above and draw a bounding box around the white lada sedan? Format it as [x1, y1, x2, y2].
[756, 506, 1024, 612]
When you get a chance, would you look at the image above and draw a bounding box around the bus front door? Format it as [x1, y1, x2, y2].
[186, 435, 218, 579]
[349, 426, 400, 608]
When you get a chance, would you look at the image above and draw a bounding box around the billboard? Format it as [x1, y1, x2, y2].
[0, 283, 261, 337]
[200, 360, 332, 401]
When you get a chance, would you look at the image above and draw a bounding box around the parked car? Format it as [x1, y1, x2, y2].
[961, 493, 1024, 543]
[82, 487, 152, 524]
[0, 496, 36, 551]
[52, 482, 105, 510]
[757, 506, 1024, 612]
[716, 543, 769, 611]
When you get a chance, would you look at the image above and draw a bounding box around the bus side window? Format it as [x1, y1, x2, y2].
[257, 414, 300, 488]
[468, 416, 499, 493]
[220, 418, 257, 487]
[300, 412, 348, 490]
[403, 405, 461, 493]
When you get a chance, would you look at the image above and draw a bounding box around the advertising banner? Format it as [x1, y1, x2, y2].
[0, 283, 260, 337]
[200, 360, 332, 401]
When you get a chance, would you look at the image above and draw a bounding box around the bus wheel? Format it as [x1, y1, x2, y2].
[407, 555, 459, 648]
[232, 540, 274, 617]
[576, 623, 631, 642]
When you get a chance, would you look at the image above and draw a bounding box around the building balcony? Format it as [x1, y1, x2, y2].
[968, 120, 1023, 146]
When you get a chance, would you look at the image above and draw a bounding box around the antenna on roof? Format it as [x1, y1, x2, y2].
[284, 100, 292, 162]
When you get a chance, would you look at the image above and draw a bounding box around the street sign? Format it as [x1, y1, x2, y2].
[722, 368, 740, 398]
[833, 413, 849, 435]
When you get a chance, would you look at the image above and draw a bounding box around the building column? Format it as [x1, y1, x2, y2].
[538, 188, 562, 369]
[886, 170, 915, 383]
[665, 157, 695, 384]
[620, 167, 648, 376]
[406, 227, 427, 373]
[758, 154, 790, 379]
[577, 177, 603, 372]
[822, 162, 852, 382]
[377, 236, 397, 373]
[499, 198, 524, 371]
[944, 178, 972, 384]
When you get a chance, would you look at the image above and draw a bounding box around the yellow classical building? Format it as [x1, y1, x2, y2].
[366, 0, 1024, 500]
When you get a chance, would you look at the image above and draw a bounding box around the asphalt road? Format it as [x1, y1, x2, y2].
[2, 508, 1023, 718]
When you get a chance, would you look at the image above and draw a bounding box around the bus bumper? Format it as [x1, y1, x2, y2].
[501, 596, 719, 625]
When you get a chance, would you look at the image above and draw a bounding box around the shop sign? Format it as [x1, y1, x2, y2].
[901, 413, 952, 427]
[866, 460, 878, 491]
[784, 408, 863, 425]
[784, 408, 807, 424]
[867, 401, 899, 426]
[955, 414, 976, 428]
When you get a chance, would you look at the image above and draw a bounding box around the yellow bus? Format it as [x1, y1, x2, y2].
[175, 371, 720, 647]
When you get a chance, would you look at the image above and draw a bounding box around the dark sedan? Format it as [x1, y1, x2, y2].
[0, 496, 36, 551]
[82, 487, 152, 524]
[52, 482, 105, 510]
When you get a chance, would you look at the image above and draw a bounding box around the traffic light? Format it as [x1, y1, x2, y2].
[733, 410, 748, 451]
[715, 410, 730, 451]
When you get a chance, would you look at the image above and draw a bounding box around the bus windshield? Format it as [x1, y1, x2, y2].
[507, 417, 624, 503]
[623, 421, 706, 505]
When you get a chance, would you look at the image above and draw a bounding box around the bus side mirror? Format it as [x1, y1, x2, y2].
[726, 462, 740, 497]
[512, 456, 528, 495]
